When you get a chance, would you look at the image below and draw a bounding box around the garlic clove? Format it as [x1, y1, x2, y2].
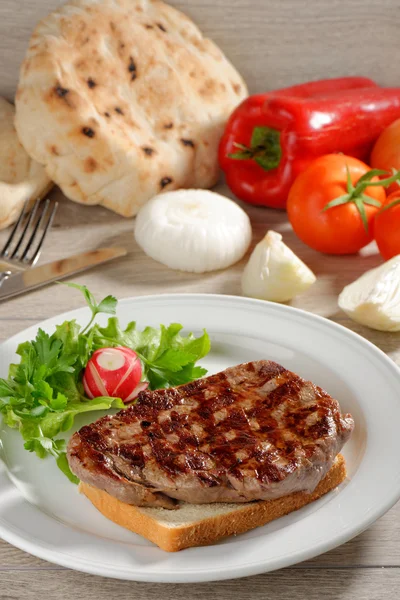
[241, 230, 316, 302]
[134, 189, 252, 273]
[338, 255, 400, 331]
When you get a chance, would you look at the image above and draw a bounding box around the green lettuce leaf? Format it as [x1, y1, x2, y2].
[91, 318, 210, 389]
[0, 284, 211, 482]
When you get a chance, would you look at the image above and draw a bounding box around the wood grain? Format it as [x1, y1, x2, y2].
[1, 185, 400, 593]
[1, 185, 400, 358]
[2, 0, 400, 99]
[2, 0, 400, 596]
[0, 568, 399, 600]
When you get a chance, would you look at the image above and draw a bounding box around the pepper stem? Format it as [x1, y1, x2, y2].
[228, 126, 282, 172]
[322, 167, 400, 232]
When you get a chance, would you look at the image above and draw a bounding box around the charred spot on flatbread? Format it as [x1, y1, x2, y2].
[181, 139, 195, 148]
[142, 147, 155, 156]
[55, 86, 69, 98]
[128, 57, 137, 81]
[160, 177, 173, 189]
[82, 126, 95, 138]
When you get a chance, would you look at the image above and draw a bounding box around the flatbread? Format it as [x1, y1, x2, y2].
[15, 0, 247, 217]
[0, 97, 52, 230]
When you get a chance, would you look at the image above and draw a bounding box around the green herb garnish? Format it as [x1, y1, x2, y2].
[0, 285, 210, 482]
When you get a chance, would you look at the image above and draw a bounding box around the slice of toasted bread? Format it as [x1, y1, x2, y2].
[79, 454, 346, 552]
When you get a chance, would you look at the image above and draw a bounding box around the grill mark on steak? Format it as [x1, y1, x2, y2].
[79, 425, 109, 452]
[118, 443, 145, 468]
[67, 361, 354, 508]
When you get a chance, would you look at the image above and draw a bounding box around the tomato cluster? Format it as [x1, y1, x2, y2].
[286, 120, 400, 259]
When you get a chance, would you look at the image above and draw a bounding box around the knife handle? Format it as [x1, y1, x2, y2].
[0, 272, 11, 288]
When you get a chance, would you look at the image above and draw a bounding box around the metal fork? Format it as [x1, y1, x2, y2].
[0, 198, 58, 284]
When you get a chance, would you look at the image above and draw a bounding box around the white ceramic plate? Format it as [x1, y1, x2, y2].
[1, 294, 400, 583]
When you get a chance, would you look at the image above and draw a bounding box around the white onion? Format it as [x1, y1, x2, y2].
[134, 189, 252, 273]
[339, 255, 400, 331]
[241, 230, 316, 302]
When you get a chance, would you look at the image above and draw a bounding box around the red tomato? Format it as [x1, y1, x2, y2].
[83, 347, 147, 403]
[374, 190, 400, 260]
[370, 118, 400, 195]
[287, 154, 385, 254]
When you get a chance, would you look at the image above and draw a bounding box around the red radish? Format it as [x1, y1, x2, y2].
[83, 346, 147, 403]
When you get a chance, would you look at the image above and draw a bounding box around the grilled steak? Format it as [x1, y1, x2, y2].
[67, 360, 354, 509]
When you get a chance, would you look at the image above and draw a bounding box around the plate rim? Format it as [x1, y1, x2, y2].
[1, 292, 400, 583]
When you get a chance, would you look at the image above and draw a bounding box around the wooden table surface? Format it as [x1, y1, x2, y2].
[1, 185, 400, 599]
[2, 0, 400, 597]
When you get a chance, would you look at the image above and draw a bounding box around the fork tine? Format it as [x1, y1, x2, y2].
[10, 199, 41, 259]
[1, 200, 31, 257]
[19, 199, 50, 263]
[25, 201, 58, 266]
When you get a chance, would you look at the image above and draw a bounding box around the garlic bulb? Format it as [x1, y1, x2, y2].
[241, 230, 316, 302]
[134, 189, 252, 273]
[338, 255, 400, 331]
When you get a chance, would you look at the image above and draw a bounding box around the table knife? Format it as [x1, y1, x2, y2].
[0, 247, 127, 302]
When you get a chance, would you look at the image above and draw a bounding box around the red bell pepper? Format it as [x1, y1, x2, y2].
[218, 77, 400, 209]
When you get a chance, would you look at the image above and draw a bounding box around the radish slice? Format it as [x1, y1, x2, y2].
[125, 381, 149, 402]
[83, 374, 95, 399]
[83, 346, 143, 403]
